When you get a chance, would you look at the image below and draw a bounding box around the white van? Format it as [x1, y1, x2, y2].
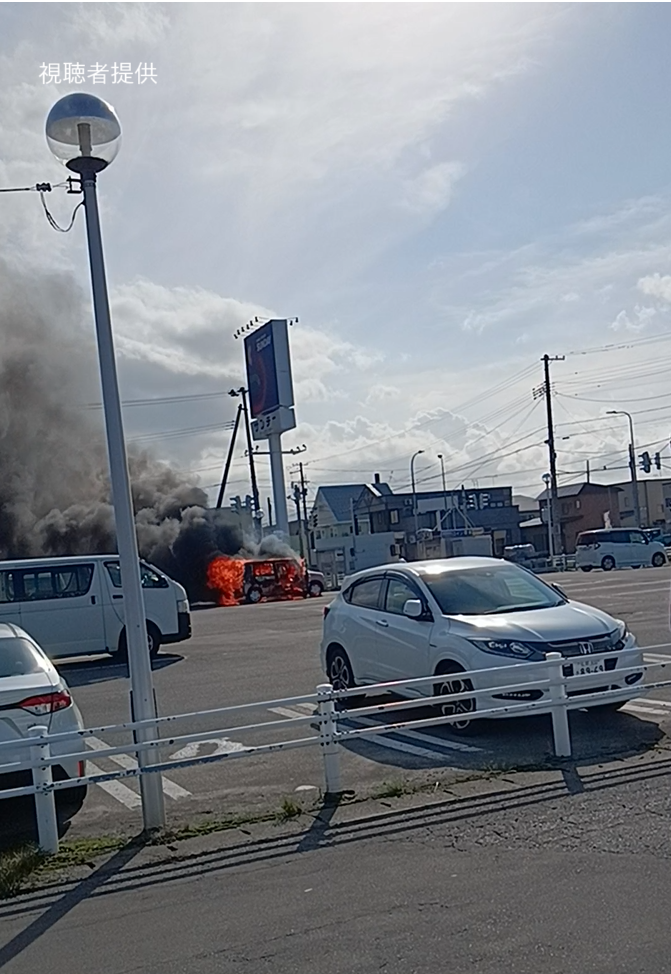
[575, 529, 667, 572]
[0, 556, 191, 660]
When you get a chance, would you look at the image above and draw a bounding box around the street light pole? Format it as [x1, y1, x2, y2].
[46, 94, 165, 829]
[607, 410, 641, 527]
[410, 450, 424, 556]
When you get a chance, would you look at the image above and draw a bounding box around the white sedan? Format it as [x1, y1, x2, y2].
[0, 622, 87, 805]
[321, 557, 644, 731]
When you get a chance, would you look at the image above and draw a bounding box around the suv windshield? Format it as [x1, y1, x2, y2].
[421, 564, 564, 616]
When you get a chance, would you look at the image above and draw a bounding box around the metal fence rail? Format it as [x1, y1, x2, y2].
[1, 649, 668, 854]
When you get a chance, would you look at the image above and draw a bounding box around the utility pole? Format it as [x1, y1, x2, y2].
[216, 405, 242, 509]
[298, 463, 311, 567]
[291, 483, 304, 557]
[534, 355, 564, 557]
[607, 410, 641, 528]
[586, 459, 590, 484]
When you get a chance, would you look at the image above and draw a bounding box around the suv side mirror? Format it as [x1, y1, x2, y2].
[403, 599, 424, 619]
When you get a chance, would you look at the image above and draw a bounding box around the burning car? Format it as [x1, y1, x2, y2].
[207, 556, 309, 605]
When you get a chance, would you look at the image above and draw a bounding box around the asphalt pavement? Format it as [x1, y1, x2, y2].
[3, 565, 671, 842]
[3, 749, 671, 973]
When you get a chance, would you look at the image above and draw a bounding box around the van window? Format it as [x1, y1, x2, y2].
[105, 561, 169, 589]
[18, 565, 94, 601]
[0, 571, 16, 603]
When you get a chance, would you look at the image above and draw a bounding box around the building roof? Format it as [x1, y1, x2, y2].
[536, 482, 622, 501]
[513, 494, 539, 513]
[318, 483, 391, 522]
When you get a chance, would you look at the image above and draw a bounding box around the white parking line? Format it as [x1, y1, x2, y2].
[84, 759, 143, 810]
[622, 703, 671, 718]
[270, 703, 483, 756]
[85, 736, 191, 800]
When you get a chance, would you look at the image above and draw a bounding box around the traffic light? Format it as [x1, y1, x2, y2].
[654, 453, 662, 471]
[639, 452, 652, 474]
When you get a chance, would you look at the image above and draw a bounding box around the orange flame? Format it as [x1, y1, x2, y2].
[206, 556, 245, 606]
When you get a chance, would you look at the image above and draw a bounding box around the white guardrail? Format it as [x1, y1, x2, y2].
[1, 648, 668, 854]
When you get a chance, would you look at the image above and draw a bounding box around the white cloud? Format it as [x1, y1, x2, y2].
[399, 162, 466, 217]
[638, 273, 671, 303]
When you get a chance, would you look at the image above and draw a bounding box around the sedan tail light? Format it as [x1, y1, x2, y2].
[323, 605, 330, 619]
[17, 690, 72, 716]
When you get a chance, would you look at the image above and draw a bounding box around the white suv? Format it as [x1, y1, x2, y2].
[320, 557, 643, 731]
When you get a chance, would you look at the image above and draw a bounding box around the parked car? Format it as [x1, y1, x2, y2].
[320, 557, 643, 732]
[644, 529, 671, 547]
[575, 529, 667, 572]
[307, 569, 326, 597]
[0, 622, 87, 806]
[0, 555, 191, 660]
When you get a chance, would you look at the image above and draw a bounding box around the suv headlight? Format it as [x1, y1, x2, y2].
[469, 639, 537, 659]
[613, 619, 632, 649]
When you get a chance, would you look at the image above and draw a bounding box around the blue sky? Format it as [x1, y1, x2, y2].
[2, 3, 671, 505]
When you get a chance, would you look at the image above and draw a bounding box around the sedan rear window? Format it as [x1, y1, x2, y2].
[421, 565, 563, 616]
[0, 638, 47, 677]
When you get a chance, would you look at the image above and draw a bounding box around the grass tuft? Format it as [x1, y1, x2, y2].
[0, 845, 45, 898]
[276, 798, 303, 822]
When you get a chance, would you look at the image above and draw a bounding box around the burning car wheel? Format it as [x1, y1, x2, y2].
[246, 585, 263, 604]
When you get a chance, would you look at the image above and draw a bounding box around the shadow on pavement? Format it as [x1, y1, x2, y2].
[3, 752, 671, 921]
[336, 695, 663, 774]
[0, 838, 145, 967]
[57, 653, 183, 687]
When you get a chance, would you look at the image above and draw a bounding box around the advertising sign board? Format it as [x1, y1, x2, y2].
[244, 319, 295, 420]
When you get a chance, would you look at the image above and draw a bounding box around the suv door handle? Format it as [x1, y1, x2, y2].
[90, 595, 96, 605]
[112, 594, 123, 600]
[376, 619, 389, 627]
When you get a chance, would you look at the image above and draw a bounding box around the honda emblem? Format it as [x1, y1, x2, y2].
[578, 642, 592, 655]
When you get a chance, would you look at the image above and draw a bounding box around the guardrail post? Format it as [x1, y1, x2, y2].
[28, 725, 59, 854]
[317, 683, 342, 795]
[546, 652, 572, 758]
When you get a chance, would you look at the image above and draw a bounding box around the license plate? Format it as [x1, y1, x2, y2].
[574, 659, 605, 676]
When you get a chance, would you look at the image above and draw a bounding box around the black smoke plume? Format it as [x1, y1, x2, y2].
[0, 260, 296, 601]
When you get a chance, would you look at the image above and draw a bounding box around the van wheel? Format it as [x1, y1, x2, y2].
[580, 566, 593, 573]
[246, 586, 263, 604]
[117, 624, 162, 660]
[309, 581, 324, 597]
[652, 552, 666, 567]
[433, 662, 477, 734]
[601, 556, 616, 571]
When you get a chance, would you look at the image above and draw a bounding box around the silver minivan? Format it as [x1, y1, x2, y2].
[575, 529, 667, 572]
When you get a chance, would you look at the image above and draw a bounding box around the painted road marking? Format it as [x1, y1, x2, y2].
[85, 736, 191, 800]
[622, 703, 671, 718]
[271, 703, 483, 756]
[84, 759, 143, 810]
[644, 653, 671, 664]
[169, 738, 247, 760]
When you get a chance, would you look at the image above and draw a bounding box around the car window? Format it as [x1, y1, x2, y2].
[0, 571, 16, 604]
[630, 532, 647, 545]
[0, 637, 47, 676]
[140, 563, 169, 588]
[106, 561, 169, 589]
[385, 577, 419, 615]
[421, 565, 562, 616]
[347, 578, 384, 609]
[19, 565, 94, 601]
[609, 532, 628, 544]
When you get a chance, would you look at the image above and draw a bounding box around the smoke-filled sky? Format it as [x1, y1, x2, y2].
[2, 3, 671, 510]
